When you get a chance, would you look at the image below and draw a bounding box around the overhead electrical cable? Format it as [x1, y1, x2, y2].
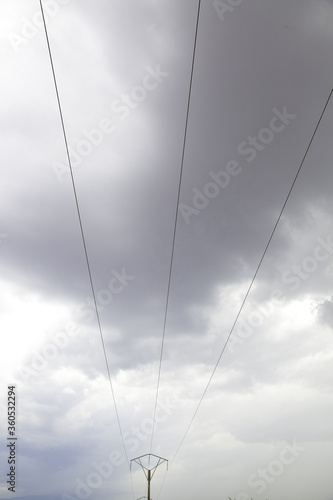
[149, 0, 202, 455]
[39, 0, 131, 469]
[168, 87, 333, 467]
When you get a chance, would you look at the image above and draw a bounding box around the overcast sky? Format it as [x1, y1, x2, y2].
[1, 1, 333, 500]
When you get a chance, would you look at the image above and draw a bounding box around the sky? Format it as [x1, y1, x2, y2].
[0, 1, 333, 499]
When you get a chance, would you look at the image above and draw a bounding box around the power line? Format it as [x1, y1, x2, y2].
[39, 0, 131, 469]
[155, 464, 168, 500]
[149, 0, 202, 455]
[169, 87, 333, 466]
[38, 0, 333, 495]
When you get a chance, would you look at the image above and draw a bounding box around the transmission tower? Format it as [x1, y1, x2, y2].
[131, 453, 168, 500]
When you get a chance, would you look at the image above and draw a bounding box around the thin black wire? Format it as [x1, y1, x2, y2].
[149, 0, 202, 455]
[39, 0, 131, 468]
[129, 467, 136, 500]
[155, 464, 168, 500]
[169, 87, 333, 466]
